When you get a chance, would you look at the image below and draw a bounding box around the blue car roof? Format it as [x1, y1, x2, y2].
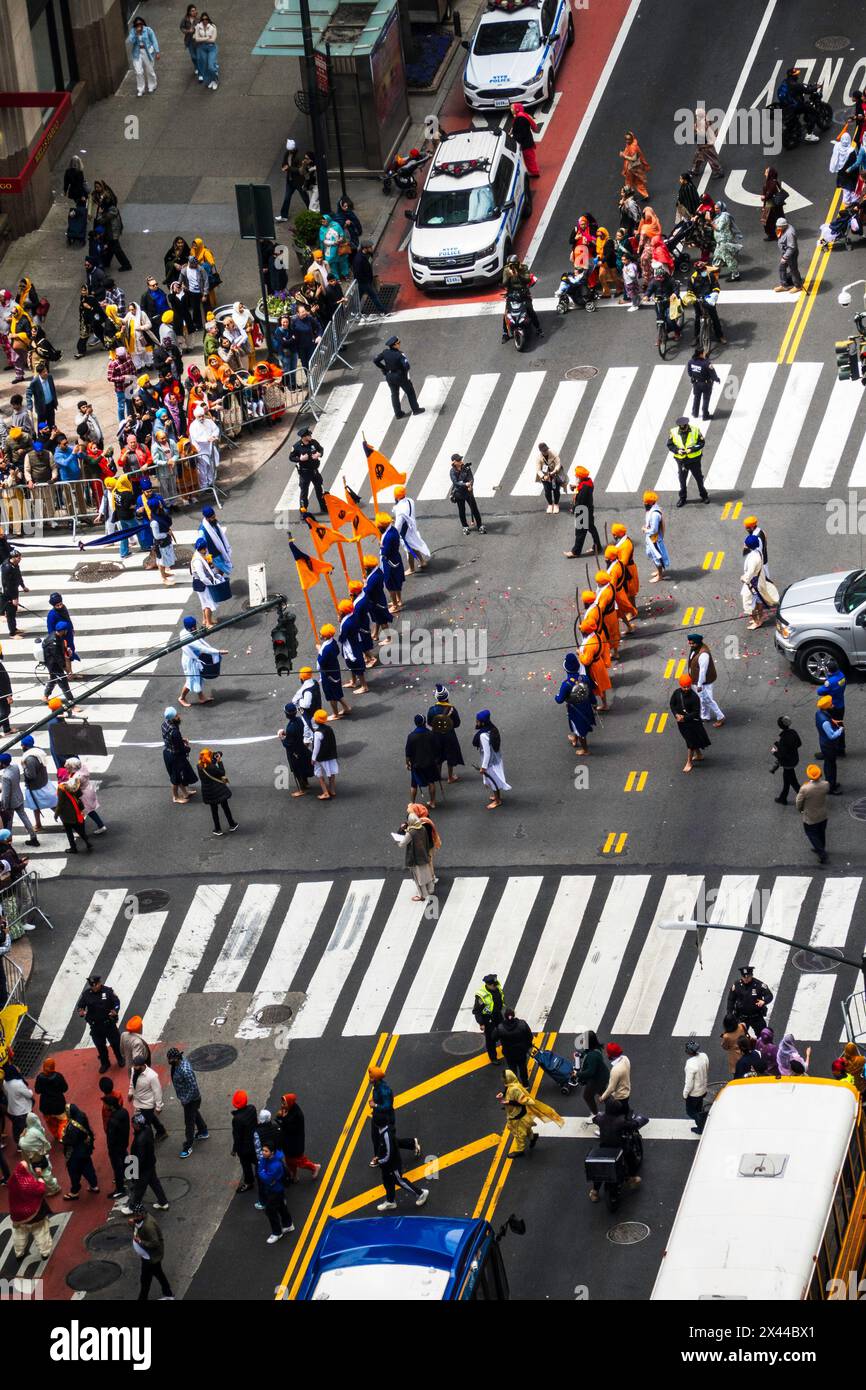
[297, 1216, 490, 1299]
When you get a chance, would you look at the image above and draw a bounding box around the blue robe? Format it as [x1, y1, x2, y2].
[363, 566, 390, 626]
[46, 605, 77, 662]
[554, 675, 597, 739]
[339, 612, 365, 675]
[379, 524, 405, 593]
[426, 701, 464, 769]
[317, 637, 343, 701]
[352, 592, 374, 653]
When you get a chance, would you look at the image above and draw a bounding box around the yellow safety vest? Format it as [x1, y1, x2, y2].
[670, 426, 703, 459]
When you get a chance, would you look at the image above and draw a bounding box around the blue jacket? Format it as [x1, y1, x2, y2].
[53, 445, 81, 481]
[257, 1149, 287, 1198]
[129, 24, 160, 60]
[170, 1057, 200, 1105]
[273, 324, 297, 358]
[815, 711, 844, 753]
[816, 670, 846, 711]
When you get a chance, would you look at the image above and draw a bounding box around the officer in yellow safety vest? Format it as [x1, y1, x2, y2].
[666, 415, 710, 507]
[472, 973, 505, 1065]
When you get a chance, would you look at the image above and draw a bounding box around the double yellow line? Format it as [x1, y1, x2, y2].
[276, 1031, 398, 1301]
[473, 1031, 556, 1223]
[777, 187, 841, 364]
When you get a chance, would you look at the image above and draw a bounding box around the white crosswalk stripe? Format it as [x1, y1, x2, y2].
[278, 361, 860, 514]
[34, 872, 865, 1054]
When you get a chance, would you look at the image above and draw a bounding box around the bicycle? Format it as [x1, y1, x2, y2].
[695, 298, 714, 356]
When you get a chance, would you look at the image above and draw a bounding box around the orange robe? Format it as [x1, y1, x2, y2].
[583, 603, 611, 665]
[608, 559, 637, 619]
[617, 537, 639, 600]
[578, 632, 611, 695]
[595, 582, 620, 651]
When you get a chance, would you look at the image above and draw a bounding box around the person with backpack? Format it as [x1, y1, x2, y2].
[61, 1102, 100, 1198]
[426, 684, 464, 783]
[0, 751, 38, 844]
[554, 652, 596, 757]
[41, 624, 74, 706]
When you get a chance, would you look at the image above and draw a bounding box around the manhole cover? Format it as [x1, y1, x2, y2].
[792, 947, 845, 973]
[443, 1032, 485, 1056]
[815, 35, 850, 50]
[187, 1043, 238, 1071]
[849, 797, 866, 822]
[607, 1221, 650, 1246]
[130, 888, 170, 912]
[70, 561, 126, 583]
[86, 1223, 131, 1254]
[255, 1004, 293, 1025]
[66, 1260, 122, 1292]
[565, 365, 599, 380]
[159, 1175, 191, 1202]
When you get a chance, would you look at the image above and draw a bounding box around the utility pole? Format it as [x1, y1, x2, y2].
[298, 0, 331, 215]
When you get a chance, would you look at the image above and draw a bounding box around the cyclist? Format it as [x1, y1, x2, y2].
[776, 66, 819, 142]
[649, 269, 683, 342]
[688, 261, 725, 347]
[501, 255, 541, 342]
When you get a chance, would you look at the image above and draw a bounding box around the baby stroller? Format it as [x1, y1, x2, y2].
[665, 220, 694, 275]
[819, 200, 866, 250]
[67, 202, 87, 248]
[531, 1044, 579, 1095]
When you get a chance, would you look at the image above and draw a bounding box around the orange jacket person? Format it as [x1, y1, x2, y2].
[594, 570, 621, 653]
[578, 617, 611, 710]
[612, 523, 639, 600]
[581, 590, 611, 666]
[605, 547, 637, 628]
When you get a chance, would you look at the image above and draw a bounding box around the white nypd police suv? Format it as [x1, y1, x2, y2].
[406, 128, 531, 290]
[462, 0, 574, 111]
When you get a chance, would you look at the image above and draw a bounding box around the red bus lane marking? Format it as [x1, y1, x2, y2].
[374, 0, 637, 311]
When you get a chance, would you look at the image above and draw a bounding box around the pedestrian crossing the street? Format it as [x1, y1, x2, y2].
[2, 531, 198, 877]
[33, 870, 864, 1052]
[273, 361, 866, 515]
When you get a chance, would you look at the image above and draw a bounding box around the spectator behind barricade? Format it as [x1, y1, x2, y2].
[272, 314, 298, 390]
[23, 440, 58, 522]
[290, 303, 321, 372]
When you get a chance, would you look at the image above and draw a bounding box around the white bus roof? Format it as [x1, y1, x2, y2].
[651, 1079, 859, 1301]
[309, 1262, 451, 1301]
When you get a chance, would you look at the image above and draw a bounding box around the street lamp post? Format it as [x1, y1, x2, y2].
[658, 919, 866, 988]
[298, 0, 331, 216]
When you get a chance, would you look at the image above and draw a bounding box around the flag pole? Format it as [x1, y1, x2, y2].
[335, 538, 351, 588]
[324, 569, 341, 615]
[301, 586, 318, 643]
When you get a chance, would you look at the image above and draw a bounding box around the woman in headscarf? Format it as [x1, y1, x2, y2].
[18, 1113, 61, 1195]
[279, 701, 314, 796]
[841, 1042, 865, 1093]
[64, 756, 106, 834]
[230, 302, 258, 372]
[830, 130, 861, 205]
[198, 747, 238, 836]
[393, 808, 435, 902]
[596, 226, 622, 298]
[712, 200, 741, 280]
[760, 166, 786, 239]
[720, 1013, 747, 1076]
[186, 363, 209, 424]
[554, 651, 596, 756]
[121, 302, 154, 370]
[319, 215, 350, 280]
[740, 533, 779, 630]
[675, 170, 700, 222]
[510, 103, 539, 177]
[426, 684, 464, 782]
[754, 1027, 779, 1077]
[620, 130, 650, 199]
[33, 1056, 68, 1141]
[636, 205, 661, 250]
[473, 710, 511, 810]
[669, 673, 710, 773]
[406, 801, 442, 878]
[19, 734, 57, 830]
[649, 233, 674, 274]
[777, 1033, 811, 1076]
[164, 236, 192, 287]
[99, 473, 135, 558]
[497, 1069, 564, 1157]
[161, 706, 198, 804]
[7, 1159, 54, 1260]
[189, 237, 219, 307]
[53, 768, 92, 852]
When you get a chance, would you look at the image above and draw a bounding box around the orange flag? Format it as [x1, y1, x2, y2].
[289, 539, 333, 592]
[300, 511, 344, 557]
[324, 491, 378, 541]
[363, 440, 406, 499]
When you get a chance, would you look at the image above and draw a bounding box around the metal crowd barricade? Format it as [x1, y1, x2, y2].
[842, 989, 866, 1045]
[0, 871, 54, 940]
[304, 279, 362, 417]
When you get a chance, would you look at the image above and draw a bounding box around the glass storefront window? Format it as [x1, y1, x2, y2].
[28, 0, 78, 93]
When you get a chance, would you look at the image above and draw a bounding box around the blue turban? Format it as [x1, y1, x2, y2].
[183, 616, 197, 630]
[20, 735, 34, 749]
[0, 753, 10, 766]
[744, 535, 760, 550]
[414, 714, 426, 727]
[284, 702, 296, 716]
[164, 706, 177, 718]
[475, 709, 491, 723]
[563, 653, 580, 674]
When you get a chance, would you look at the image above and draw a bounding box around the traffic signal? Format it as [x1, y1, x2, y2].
[835, 339, 860, 382]
[271, 611, 298, 676]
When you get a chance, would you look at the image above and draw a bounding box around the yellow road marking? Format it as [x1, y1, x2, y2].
[732, 501, 742, 519]
[778, 188, 842, 365]
[712, 551, 724, 571]
[636, 771, 648, 792]
[664, 657, 688, 680]
[330, 1135, 502, 1220]
[602, 831, 616, 853]
[624, 772, 648, 792]
[473, 1032, 547, 1218]
[281, 1032, 399, 1300]
[615, 832, 628, 853]
[703, 551, 724, 571]
[483, 1032, 556, 1224]
[624, 771, 636, 792]
[681, 606, 704, 626]
[393, 1051, 491, 1108]
[645, 712, 657, 733]
[657, 711, 668, 732]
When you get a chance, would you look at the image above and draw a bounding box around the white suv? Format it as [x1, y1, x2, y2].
[407, 128, 531, 291]
[463, 0, 574, 111]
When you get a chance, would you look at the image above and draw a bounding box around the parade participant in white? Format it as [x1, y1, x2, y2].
[189, 405, 220, 489]
[392, 486, 430, 572]
[178, 615, 227, 706]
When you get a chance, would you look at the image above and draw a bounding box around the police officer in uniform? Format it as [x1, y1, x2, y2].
[667, 416, 710, 507]
[76, 973, 123, 1074]
[373, 336, 425, 420]
[686, 347, 719, 421]
[289, 427, 326, 514]
[472, 972, 505, 1065]
[726, 964, 773, 1035]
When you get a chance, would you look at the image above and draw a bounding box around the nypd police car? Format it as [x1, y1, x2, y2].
[462, 0, 574, 111]
[406, 128, 531, 290]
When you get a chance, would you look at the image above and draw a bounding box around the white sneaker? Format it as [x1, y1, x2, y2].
[627, 304, 639, 313]
[275, 216, 287, 222]
[282, 1224, 295, 1233]
[415, 1189, 429, 1207]
[266, 1232, 284, 1244]
[804, 133, 820, 142]
[376, 1200, 397, 1211]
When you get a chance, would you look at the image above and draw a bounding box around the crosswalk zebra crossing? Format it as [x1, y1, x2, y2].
[33, 871, 864, 1051]
[274, 361, 866, 516]
[3, 531, 197, 877]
